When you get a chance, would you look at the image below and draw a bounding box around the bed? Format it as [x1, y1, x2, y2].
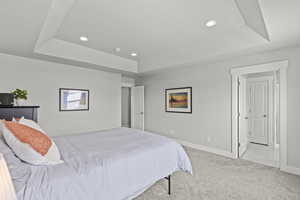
[1, 127, 192, 200]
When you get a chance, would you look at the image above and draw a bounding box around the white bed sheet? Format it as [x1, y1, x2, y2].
[15, 128, 192, 200]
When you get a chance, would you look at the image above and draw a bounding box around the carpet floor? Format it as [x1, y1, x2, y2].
[135, 147, 300, 200]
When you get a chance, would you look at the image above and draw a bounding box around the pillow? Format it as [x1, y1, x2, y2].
[18, 118, 46, 135]
[2, 121, 63, 165]
[0, 135, 31, 193]
[12, 118, 61, 163]
[1, 118, 22, 134]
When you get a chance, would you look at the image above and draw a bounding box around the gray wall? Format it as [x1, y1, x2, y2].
[0, 53, 121, 136]
[139, 46, 300, 169]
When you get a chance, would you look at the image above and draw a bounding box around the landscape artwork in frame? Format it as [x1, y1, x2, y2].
[59, 88, 89, 111]
[165, 87, 192, 113]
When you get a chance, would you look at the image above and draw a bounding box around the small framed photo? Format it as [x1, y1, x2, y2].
[165, 87, 192, 113]
[59, 88, 89, 111]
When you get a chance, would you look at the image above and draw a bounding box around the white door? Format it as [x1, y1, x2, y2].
[238, 77, 248, 157]
[247, 78, 270, 145]
[131, 86, 144, 130]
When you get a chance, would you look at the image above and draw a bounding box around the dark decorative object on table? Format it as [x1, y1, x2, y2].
[0, 93, 14, 107]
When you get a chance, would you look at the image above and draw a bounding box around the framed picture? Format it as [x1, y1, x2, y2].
[59, 88, 89, 111]
[165, 87, 192, 113]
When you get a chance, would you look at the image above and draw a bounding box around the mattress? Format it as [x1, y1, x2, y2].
[13, 128, 192, 200]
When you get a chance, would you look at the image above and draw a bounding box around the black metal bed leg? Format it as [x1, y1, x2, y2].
[164, 175, 171, 195]
[167, 175, 171, 195]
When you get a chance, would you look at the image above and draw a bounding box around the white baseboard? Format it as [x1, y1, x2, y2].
[173, 138, 300, 176]
[176, 139, 235, 159]
[242, 156, 279, 168]
[281, 165, 300, 176]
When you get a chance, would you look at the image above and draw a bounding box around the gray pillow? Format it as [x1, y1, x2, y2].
[0, 134, 31, 193]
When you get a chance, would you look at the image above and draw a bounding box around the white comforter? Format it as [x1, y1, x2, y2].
[16, 128, 192, 200]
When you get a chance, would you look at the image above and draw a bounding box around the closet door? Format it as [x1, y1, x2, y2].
[247, 78, 269, 145]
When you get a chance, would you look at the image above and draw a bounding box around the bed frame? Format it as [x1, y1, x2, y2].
[165, 175, 171, 195]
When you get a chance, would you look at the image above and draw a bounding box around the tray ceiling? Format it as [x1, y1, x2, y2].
[0, 0, 300, 74]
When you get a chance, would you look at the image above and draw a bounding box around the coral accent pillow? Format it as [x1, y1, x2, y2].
[2, 121, 63, 165]
[18, 118, 62, 162]
[5, 121, 51, 155]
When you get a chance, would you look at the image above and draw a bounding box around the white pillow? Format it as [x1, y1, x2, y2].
[2, 121, 63, 166]
[19, 118, 46, 134]
[19, 118, 62, 163]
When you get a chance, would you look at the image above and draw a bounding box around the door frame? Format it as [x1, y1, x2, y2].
[238, 76, 248, 157]
[231, 60, 288, 170]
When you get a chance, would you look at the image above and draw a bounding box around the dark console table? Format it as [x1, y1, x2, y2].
[0, 106, 40, 122]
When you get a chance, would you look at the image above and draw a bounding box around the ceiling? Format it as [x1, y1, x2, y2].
[0, 0, 300, 74]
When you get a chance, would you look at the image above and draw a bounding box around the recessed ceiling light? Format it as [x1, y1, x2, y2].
[115, 47, 121, 52]
[131, 52, 137, 57]
[205, 20, 217, 27]
[80, 36, 88, 41]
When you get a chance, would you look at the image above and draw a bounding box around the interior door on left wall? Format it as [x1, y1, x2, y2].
[131, 86, 144, 130]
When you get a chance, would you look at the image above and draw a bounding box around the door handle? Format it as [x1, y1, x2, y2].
[140, 112, 144, 115]
[244, 117, 248, 120]
[263, 114, 267, 118]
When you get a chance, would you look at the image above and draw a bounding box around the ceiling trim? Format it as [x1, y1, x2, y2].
[32, 0, 271, 74]
[36, 39, 137, 72]
[235, 0, 270, 41]
[34, 0, 138, 73]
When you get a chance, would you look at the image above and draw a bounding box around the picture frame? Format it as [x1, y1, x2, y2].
[59, 88, 89, 111]
[165, 87, 192, 113]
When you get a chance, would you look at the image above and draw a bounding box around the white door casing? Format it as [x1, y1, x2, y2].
[238, 77, 248, 157]
[231, 60, 288, 171]
[246, 77, 272, 145]
[131, 86, 144, 130]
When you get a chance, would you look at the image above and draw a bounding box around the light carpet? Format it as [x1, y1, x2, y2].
[136, 147, 300, 200]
